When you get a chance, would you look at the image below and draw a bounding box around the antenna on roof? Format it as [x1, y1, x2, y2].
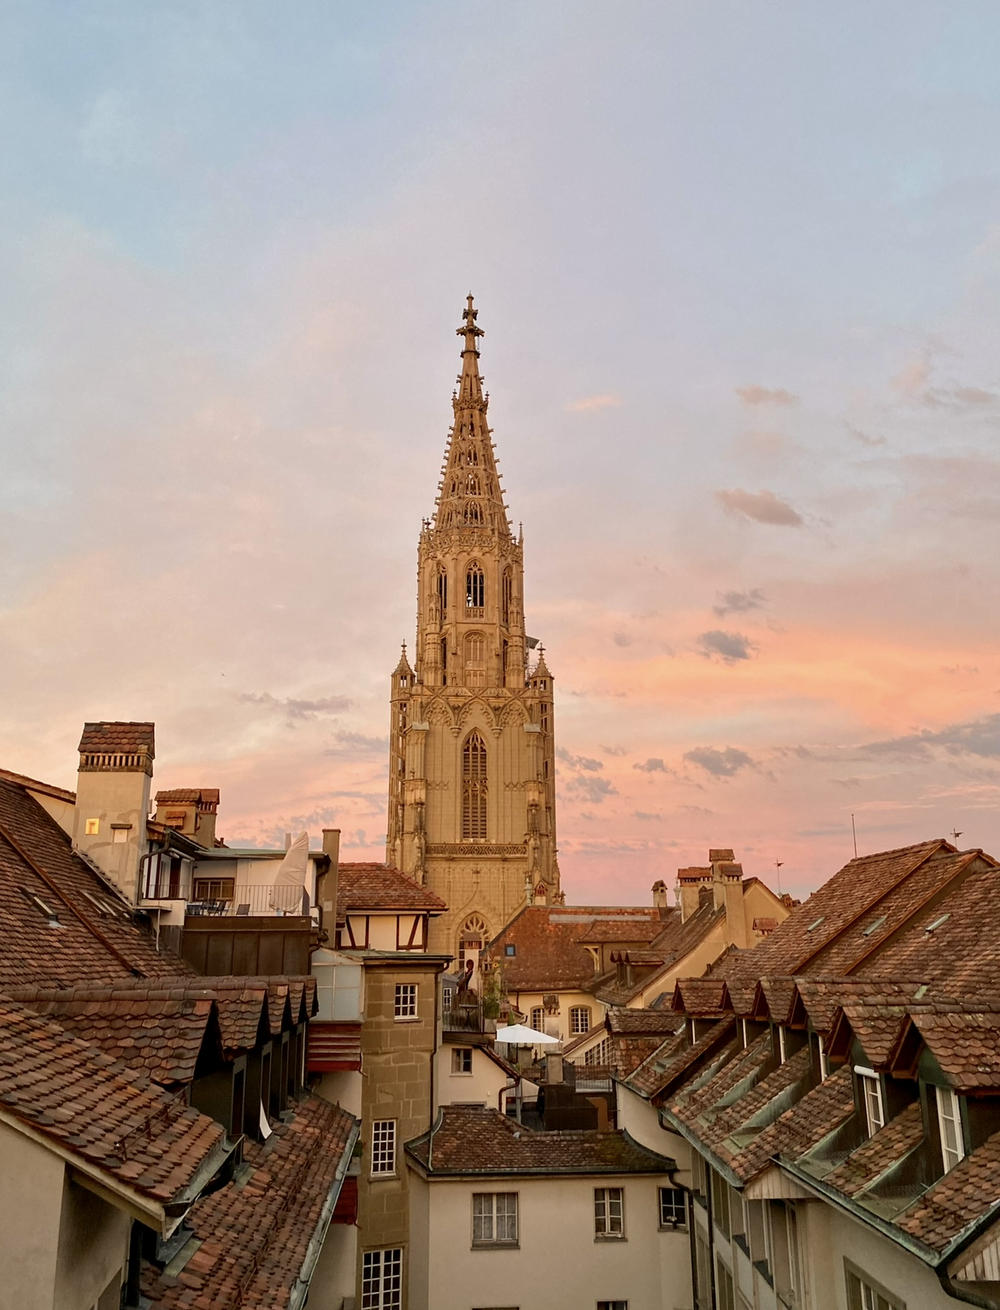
[851, 813, 858, 860]
[773, 860, 783, 896]
[950, 829, 963, 847]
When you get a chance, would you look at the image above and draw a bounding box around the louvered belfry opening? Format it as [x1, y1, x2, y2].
[462, 731, 488, 840]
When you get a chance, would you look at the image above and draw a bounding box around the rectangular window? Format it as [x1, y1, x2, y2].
[594, 1187, 625, 1238]
[394, 984, 417, 1019]
[193, 877, 235, 902]
[472, 1192, 518, 1246]
[716, 1259, 736, 1310]
[505, 944, 516, 956]
[856, 1069, 884, 1135]
[695, 1232, 712, 1310]
[659, 1186, 687, 1228]
[370, 1120, 396, 1176]
[361, 1248, 402, 1309]
[818, 1033, 830, 1080]
[597, 1303, 628, 1310]
[711, 1167, 731, 1239]
[571, 1006, 591, 1034]
[936, 1085, 965, 1172]
[846, 1264, 905, 1310]
[530, 1007, 544, 1031]
[770, 1202, 801, 1305]
[452, 1047, 473, 1074]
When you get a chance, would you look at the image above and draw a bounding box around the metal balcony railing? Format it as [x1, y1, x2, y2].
[183, 885, 311, 918]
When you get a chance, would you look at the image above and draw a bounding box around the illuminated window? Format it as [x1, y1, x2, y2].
[462, 732, 488, 839]
[85, 818, 100, 836]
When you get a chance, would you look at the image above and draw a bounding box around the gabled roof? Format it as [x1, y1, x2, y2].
[154, 788, 220, 804]
[606, 1008, 682, 1036]
[2, 985, 219, 1086]
[907, 1011, 1000, 1090]
[141, 1094, 358, 1310]
[485, 905, 668, 992]
[0, 997, 227, 1218]
[337, 863, 447, 914]
[0, 776, 192, 987]
[406, 1104, 676, 1176]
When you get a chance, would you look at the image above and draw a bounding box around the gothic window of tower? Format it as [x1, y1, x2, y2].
[466, 563, 485, 614]
[465, 633, 486, 688]
[462, 731, 488, 840]
[436, 566, 448, 616]
[502, 568, 513, 626]
[464, 501, 482, 525]
[466, 472, 480, 495]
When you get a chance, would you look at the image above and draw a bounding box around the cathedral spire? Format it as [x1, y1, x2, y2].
[432, 295, 510, 535]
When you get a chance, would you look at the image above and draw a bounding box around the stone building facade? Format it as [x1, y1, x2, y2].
[386, 297, 561, 960]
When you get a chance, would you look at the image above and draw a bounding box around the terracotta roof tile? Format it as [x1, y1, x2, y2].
[606, 1008, 683, 1036]
[822, 1101, 924, 1196]
[337, 863, 447, 913]
[672, 978, 731, 1017]
[0, 778, 193, 987]
[141, 1095, 357, 1309]
[895, 1128, 1000, 1252]
[78, 721, 155, 754]
[0, 997, 225, 1208]
[486, 905, 669, 992]
[154, 788, 220, 806]
[406, 1104, 676, 1175]
[909, 1012, 1000, 1090]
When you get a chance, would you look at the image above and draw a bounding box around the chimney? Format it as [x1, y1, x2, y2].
[318, 828, 341, 933]
[73, 722, 154, 905]
[651, 879, 668, 909]
[711, 852, 748, 949]
[545, 1052, 564, 1084]
[709, 848, 735, 910]
[676, 867, 712, 922]
[153, 788, 219, 849]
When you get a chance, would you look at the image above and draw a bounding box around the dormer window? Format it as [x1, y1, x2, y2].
[856, 1067, 884, 1135]
[935, 1086, 965, 1171]
[777, 1026, 787, 1063]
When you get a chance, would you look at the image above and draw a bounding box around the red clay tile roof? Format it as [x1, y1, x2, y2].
[894, 1128, 1000, 1252]
[0, 768, 76, 803]
[78, 721, 155, 754]
[0, 777, 193, 987]
[576, 918, 663, 944]
[789, 978, 933, 1033]
[834, 1005, 912, 1068]
[154, 788, 220, 806]
[486, 905, 669, 992]
[337, 863, 447, 913]
[141, 1094, 358, 1309]
[406, 1104, 676, 1175]
[0, 997, 226, 1210]
[606, 1008, 682, 1036]
[908, 1012, 1000, 1090]
[625, 1017, 736, 1100]
[2, 985, 218, 1086]
[672, 978, 731, 1017]
[822, 1101, 925, 1197]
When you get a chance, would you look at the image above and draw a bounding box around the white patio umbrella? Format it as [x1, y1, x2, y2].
[493, 1023, 559, 1045]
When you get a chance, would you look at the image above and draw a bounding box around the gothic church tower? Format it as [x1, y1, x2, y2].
[387, 297, 561, 960]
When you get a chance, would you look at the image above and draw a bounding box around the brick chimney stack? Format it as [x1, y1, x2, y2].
[73, 721, 154, 904]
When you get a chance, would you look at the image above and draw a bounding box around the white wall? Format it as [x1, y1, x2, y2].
[315, 1070, 363, 1118]
[308, 1220, 357, 1310]
[413, 1172, 691, 1310]
[435, 1045, 508, 1112]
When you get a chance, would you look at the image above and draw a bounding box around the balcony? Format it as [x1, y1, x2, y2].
[185, 885, 312, 918]
[443, 1001, 495, 1035]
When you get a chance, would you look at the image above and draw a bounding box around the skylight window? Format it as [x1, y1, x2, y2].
[21, 888, 60, 928]
[806, 916, 825, 933]
[861, 915, 887, 938]
[924, 914, 950, 934]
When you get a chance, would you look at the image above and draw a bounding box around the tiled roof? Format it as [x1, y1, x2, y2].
[0, 768, 76, 803]
[337, 863, 447, 913]
[575, 918, 663, 944]
[2, 985, 218, 1086]
[625, 1017, 735, 1099]
[895, 1128, 1000, 1252]
[822, 1101, 924, 1196]
[486, 905, 668, 992]
[154, 788, 220, 805]
[908, 1012, 1000, 1090]
[142, 1094, 358, 1309]
[790, 978, 933, 1034]
[606, 1008, 682, 1036]
[406, 1104, 676, 1175]
[0, 997, 226, 1209]
[835, 1005, 912, 1068]
[622, 1031, 689, 1097]
[593, 900, 734, 1006]
[0, 777, 193, 987]
[672, 978, 731, 1017]
[78, 721, 155, 753]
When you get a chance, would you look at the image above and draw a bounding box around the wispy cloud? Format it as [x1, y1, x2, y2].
[736, 384, 799, 407]
[862, 714, 1000, 761]
[564, 774, 618, 804]
[238, 692, 352, 722]
[846, 423, 886, 448]
[716, 488, 803, 526]
[566, 393, 621, 412]
[601, 745, 627, 757]
[557, 747, 603, 772]
[697, 630, 756, 663]
[684, 746, 755, 777]
[713, 589, 765, 617]
[634, 757, 668, 773]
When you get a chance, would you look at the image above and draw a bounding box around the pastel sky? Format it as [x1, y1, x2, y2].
[4, 3, 1000, 905]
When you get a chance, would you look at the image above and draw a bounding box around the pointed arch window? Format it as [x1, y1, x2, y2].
[462, 732, 488, 841]
[440, 637, 448, 685]
[502, 568, 513, 626]
[466, 564, 485, 612]
[465, 633, 486, 688]
[468, 446, 479, 465]
[436, 567, 448, 616]
[459, 914, 489, 974]
[466, 473, 481, 496]
[464, 502, 482, 525]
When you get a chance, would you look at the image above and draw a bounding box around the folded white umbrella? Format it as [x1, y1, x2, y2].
[493, 1023, 559, 1045]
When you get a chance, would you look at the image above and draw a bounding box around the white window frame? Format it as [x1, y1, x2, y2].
[570, 1006, 591, 1035]
[452, 1047, 473, 1075]
[855, 1067, 884, 1134]
[361, 1247, 402, 1309]
[594, 1186, 625, 1239]
[472, 1191, 519, 1246]
[935, 1085, 965, 1172]
[370, 1120, 396, 1176]
[394, 983, 417, 1019]
[845, 1260, 906, 1310]
[818, 1033, 830, 1080]
[530, 1006, 544, 1031]
[659, 1186, 687, 1229]
[777, 1025, 787, 1063]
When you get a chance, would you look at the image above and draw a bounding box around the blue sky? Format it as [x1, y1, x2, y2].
[4, 3, 1000, 901]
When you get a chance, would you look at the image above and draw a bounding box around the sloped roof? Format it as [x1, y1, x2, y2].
[2, 985, 218, 1086]
[606, 1008, 682, 1036]
[895, 1128, 1000, 1252]
[406, 1104, 676, 1176]
[909, 1012, 1000, 1090]
[822, 1101, 925, 1197]
[78, 721, 155, 754]
[0, 777, 192, 987]
[486, 905, 669, 992]
[141, 1094, 358, 1309]
[155, 788, 220, 805]
[337, 863, 447, 914]
[0, 997, 225, 1209]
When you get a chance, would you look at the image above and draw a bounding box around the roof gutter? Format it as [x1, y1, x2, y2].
[288, 1118, 360, 1310]
[657, 1106, 744, 1190]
